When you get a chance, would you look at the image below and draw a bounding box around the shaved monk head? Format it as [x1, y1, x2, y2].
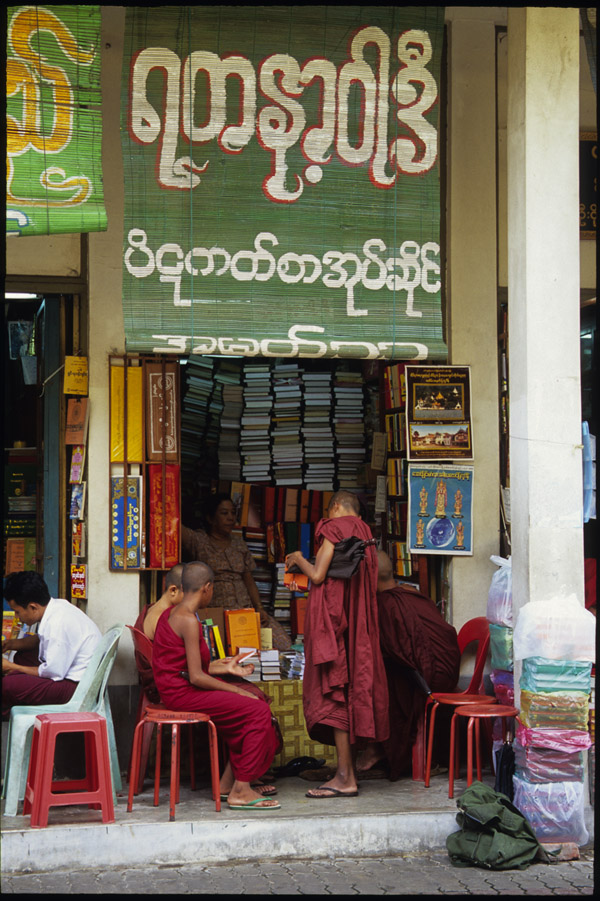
[182, 561, 214, 595]
[328, 490, 360, 516]
[376, 551, 396, 591]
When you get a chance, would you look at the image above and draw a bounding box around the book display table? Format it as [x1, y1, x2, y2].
[256, 679, 336, 767]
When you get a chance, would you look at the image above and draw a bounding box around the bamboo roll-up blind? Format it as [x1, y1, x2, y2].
[6, 5, 106, 237]
[121, 5, 446, 361]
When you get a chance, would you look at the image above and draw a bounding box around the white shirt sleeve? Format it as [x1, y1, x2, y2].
[37, 598, 101, 682]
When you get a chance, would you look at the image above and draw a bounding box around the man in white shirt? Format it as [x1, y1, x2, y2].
[2, 571, 101, 715]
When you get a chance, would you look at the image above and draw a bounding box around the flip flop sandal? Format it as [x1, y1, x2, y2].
[227, 798, 281, 811]
[273, 756, 326, 778]
[305, 785, 359, 799]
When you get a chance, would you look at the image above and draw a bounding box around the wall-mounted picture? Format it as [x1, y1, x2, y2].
[408, 464, 474, 555]
[405, 365, 473, 459]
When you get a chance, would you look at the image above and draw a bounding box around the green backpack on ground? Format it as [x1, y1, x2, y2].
[446, 780, 554, 870]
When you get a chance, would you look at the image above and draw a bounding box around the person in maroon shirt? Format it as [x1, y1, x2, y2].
[286, 491, 389, 799]
[356, 550, 461, 780]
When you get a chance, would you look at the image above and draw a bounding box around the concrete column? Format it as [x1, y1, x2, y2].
[446, 10, 500, 632]
[507, 8, 584, 635]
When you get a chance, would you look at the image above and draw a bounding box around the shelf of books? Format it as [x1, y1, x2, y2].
[109, 355, 181, 571]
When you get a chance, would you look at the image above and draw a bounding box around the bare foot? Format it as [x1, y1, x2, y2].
[355, 744, 384, 774]
[226, 780, 279, 808]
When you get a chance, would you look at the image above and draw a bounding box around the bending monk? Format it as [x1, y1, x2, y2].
[285, 490, 389, 799]
[357, 551, 460, 780]
[152, 561, 282, 810]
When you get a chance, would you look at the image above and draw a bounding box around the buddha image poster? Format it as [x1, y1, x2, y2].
[408, 464, 474, 555]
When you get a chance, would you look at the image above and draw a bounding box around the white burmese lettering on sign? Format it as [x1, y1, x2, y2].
[124, 229, 440, 319]
[128, 26, 438, 201]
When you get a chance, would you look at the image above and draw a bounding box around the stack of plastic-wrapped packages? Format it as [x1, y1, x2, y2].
[486, 557, 515, 761]
[512, 595, 595, 846]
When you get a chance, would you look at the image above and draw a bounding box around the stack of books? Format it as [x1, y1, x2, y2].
[218, 370, 244, 481]
[280, 645, 305, 680]
[271, 363, 304, 485]
[240, 364, 273, 482]
[333, 369, 366, 489]
[302, 370, 335, 490]
[238, 647, 262, 682]
[273, 562, 292, 633]
[181, 356, 214, 465]
[259, 649, 281, 681]
[244, 527, 273, 609]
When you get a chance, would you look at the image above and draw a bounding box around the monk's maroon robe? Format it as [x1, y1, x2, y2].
[302, 516, 389, 746]
[377, 585, 461, 779]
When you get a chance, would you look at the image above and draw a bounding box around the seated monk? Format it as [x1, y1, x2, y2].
[356, 551, 461, 780]
[152, 561, 282, 810]
[132, 564, 184, 703]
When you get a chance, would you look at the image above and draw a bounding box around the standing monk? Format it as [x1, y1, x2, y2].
[356, 551, 460, 780]
[285, 490, 388, 799]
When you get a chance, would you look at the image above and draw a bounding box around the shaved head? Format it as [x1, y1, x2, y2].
[377, 550, 394, 583]
[182, 561, 214, 594]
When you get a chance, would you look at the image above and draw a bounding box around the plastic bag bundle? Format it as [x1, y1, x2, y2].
[519, 690, 590, 731]
[512, 774, 589, 845]
[490, 670, 515, 706]
[489, 624, 513, 672]
[520, 657, 592, 694]
[486, 556, 512, 627]
[513, 596, 596, 662]
[514, 738, 584, 783]
[516, 721, 592, 753]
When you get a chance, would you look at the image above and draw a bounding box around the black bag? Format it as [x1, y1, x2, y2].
[288, 536, 376, 580]
[494, 740, 515, 801]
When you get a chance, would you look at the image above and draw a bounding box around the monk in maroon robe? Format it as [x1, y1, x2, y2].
[286, 490, 389, 799]
[357, 551, 460, 780]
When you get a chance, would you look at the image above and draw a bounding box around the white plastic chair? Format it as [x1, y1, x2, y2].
[2, 623, 125, 816]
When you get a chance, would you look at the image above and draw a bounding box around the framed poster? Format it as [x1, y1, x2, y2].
[405, 365, 473, 460]
[408, 464, 474, 555]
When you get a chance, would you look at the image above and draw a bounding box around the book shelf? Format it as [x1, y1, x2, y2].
[380, 362, 430, 596]
[108, 355, 181, 571]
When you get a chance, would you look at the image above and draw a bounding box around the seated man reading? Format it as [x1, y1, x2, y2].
[2, 571, 101, 716]
[356, 551, 461, 780]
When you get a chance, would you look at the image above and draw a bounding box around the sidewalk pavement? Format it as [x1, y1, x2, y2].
[1, 766, 594, 890]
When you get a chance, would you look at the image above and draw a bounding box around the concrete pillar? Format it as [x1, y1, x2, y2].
[446, 10, 500, 632]
[506, 8, 584, 634]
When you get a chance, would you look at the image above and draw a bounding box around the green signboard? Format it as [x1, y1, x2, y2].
[121, 5, 446, 360]
[6, 5, 106, 237]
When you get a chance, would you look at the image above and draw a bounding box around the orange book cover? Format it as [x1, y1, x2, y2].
[291, 594, 309, 636]
[65, 397, 90, 446]
[284, 570, 309, 591]
[225, 608, 261, 655]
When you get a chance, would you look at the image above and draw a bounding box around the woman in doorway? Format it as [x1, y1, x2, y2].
[181, 493, 291, 651]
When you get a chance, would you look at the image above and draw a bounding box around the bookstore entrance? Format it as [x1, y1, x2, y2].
[3, 293, 80, 601]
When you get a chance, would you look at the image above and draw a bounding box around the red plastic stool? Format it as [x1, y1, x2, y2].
[128, 705, 221, 821]
[424, 692, 497, 787]
[23, 712, 115, 828]
[448, 703, 519, 799]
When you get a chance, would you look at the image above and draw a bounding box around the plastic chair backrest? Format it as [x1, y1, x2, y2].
[127, 624, 153, 670]
[456, 616, 490, 695]
[68, 624, 124, 711]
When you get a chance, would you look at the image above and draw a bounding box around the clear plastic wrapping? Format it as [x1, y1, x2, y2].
[520, 657, 592, 694]
[514, 738, 584, 783]
[519, 690, 590, 731]
[513, 596, 596, 662]
[512, 774, 589, 845]
[486, 555, 512, 627]
[489, 624, 513, 672]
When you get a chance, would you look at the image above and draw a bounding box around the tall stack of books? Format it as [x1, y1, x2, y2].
[244, 527, 273, 610]
[273, 562, 292, 634]
[302, 369, 335, 490]
[238, 647, 262, 682]
[181, 356, 216, 490]
[271, 363, 304, 485]
[259, 649, 281, 681]
[240, 363, 272, 482]
[333, 369, 366, 489]
[218, 363, 244, 481]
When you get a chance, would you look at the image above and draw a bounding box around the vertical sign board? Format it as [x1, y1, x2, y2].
[121, 5, 446, 361]
[6, 5, 106, 237]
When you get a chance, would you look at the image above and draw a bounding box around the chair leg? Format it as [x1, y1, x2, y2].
[475, 719, 482, 782]
[207, 721, 221, 812]
[448, 712, 458, 799]
[170, 724, 179, 822]
[135, 721, 155, 795]
[189, 724, 196, 791]
[465, 717, 474, 786]
[154, 724, 163, 807]
[127, 719, 145, 812]
[424, 700, 439, 788]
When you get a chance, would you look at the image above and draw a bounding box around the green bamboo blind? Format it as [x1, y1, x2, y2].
[121, 5, 446, 361]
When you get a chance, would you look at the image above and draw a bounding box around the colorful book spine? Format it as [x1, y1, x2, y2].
[148, 464, 180, 569]
[110, 476, 142, 569]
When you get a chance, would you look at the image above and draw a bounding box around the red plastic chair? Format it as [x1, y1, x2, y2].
[423, 616, 495, 787]
[127, 625, 160, 794]
[448, 703, 518, 798]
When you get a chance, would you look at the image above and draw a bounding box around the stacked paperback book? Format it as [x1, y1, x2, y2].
[333, 369, 366, 489]
[218, 366, 244, 481]
[271, 363, 304, 485]
[240, 364, 272, 482]
[302, 370, 335, 490]
[260, 649, 281, 681]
